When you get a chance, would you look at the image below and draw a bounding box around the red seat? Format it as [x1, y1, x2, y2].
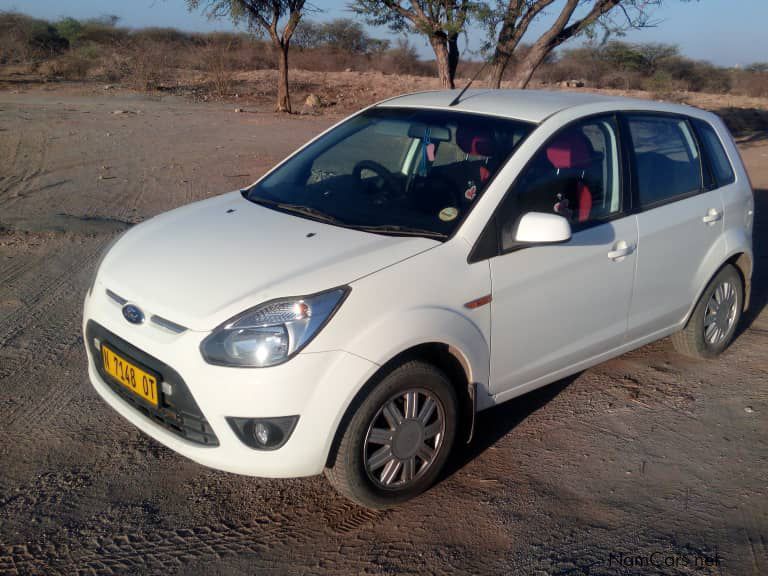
[545, 132, 593, 222]
[456, 126, 495, 183]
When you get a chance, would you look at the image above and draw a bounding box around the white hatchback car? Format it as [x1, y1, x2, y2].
[84, 90, 754, 508]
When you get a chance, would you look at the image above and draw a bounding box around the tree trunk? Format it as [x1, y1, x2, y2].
[275, 42, 291, 113]
[488, 50, 509, 89]
[507, 45, 548, 89]
[429, 34, 454, 89]
[447, 34, 459, 87]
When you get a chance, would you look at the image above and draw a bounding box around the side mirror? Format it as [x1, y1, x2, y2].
[514, 212, 572, 244]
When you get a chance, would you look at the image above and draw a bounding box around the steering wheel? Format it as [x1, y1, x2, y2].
[352, 160, 399, 203]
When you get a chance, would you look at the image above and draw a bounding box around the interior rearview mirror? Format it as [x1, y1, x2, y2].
[514, 212, 572, 244]
[406, 123, 451, 142]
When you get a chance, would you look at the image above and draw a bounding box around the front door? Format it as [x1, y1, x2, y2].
[488, 115, 637, 395]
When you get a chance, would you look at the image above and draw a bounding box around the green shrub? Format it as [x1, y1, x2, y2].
[56, 17, 84, 46]
[0, 11, 68, 63]
[294, 18, 390, 55]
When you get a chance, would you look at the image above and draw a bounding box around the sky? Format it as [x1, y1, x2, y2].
[1, 0, 765, 67]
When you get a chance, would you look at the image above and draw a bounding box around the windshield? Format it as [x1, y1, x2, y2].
[244, 107, 534, 238]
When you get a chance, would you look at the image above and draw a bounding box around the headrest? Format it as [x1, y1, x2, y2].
[546, 131, 592, 169]
[456, 126, 494, 157]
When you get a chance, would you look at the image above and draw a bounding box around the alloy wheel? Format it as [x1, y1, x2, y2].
[704, 280, 738, 345]
[363, 388, 446, 489]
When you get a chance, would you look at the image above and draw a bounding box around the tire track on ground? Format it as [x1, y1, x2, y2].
[0, 515, 310, 575]
[1, 301, 84, 431]
[3, 321, 86, 433]
[0, 239, 106, 433]
[0, 127, 23, 205]
[0, 239, 104, 349]
[0, 271, 77, 350]
[0, 235, 61, 297]
[0, 255, 36, 294]
[0, 130, 46, 209]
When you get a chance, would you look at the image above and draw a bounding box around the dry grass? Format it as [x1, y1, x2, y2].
[202, 39, 237, 98]
[1, 9, 767, 127]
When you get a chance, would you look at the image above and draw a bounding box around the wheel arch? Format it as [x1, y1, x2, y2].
[325, 341, 477, 469]
[684, 251, 751, 328]
[729, 251, 752, 310]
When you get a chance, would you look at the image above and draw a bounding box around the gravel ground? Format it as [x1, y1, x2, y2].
[0, 89, 765, 576]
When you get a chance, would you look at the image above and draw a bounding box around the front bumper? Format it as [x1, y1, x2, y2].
[83, 287, 377, 478]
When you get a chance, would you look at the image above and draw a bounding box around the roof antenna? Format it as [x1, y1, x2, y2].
[448, 60, 491, 107]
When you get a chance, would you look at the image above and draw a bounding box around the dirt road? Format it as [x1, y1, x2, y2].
[0, 90, 766, 575]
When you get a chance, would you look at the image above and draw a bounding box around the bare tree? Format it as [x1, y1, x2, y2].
[483, 0, 662, 88]
[188, 0, 307, 112]
[351, 1, 473, 89]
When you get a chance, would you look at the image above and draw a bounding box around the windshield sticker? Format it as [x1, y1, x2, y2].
[307, 168, 336, 184]
[464, 184, 477, 201]
[439, 207, 458, 222]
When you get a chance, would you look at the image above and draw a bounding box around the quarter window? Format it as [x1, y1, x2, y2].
[692, 118, 736, 187]
[498, 116, 621, 250]
[626, 115, 703, 207]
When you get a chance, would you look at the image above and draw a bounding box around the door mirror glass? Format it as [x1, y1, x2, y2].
[514, 212, 572, 244]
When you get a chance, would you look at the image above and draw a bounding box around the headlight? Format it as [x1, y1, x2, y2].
[87, 230, 127, 297]
[200, 287, 349, 367]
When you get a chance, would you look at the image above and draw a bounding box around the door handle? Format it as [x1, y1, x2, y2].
[608, 240, 635, 261]
[702, 208, 722, 224]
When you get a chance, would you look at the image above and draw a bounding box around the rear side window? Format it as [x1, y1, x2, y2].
[626, 115, 703, 207]
[692, 118, 736, 187]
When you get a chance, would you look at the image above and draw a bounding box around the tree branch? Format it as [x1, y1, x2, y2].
[495, 0, 557, 59]
[281, 0, 305, 44]
[528, 0, 579, 55]
[547, 0, 622, 50]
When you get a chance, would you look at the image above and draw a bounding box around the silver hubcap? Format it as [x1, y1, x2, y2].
[704, 280, 738, 345]
[363, 389, 445, 489]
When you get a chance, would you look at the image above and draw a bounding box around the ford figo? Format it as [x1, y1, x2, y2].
[84, 90, 754, 508]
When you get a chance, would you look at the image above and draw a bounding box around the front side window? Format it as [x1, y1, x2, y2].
[497, 116, 622, 250]
[246, 108, 533, 238]
[692, 118, 736, 187]
[626, 115, 703, 207]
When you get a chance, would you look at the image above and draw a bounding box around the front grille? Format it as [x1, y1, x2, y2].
[105, 289, 188, 334]
[86, 320, 219, 447]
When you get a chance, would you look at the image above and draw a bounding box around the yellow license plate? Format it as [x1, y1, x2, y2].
[101, 344, 159, 406]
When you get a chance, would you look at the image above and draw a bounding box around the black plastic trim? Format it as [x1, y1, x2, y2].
[86, 320, 219, 447]
[467, 214, 499, 263]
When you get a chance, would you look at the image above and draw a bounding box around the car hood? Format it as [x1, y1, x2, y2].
[98, 191, 438, 331]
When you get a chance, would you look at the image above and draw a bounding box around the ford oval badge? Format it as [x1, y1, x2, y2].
[122, 303, 145, 325]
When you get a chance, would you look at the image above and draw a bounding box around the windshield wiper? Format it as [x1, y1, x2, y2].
[275, 203, 344, 224]
[246, 195, 446, 239]
[248, 196, 343, 225]
[350, 224, 448, 240]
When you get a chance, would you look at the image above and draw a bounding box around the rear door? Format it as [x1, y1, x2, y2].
[623, 114, 725, 341]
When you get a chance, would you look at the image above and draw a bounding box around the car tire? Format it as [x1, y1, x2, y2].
[325, 359, 458, 509]
[671, 264, 743, 359]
